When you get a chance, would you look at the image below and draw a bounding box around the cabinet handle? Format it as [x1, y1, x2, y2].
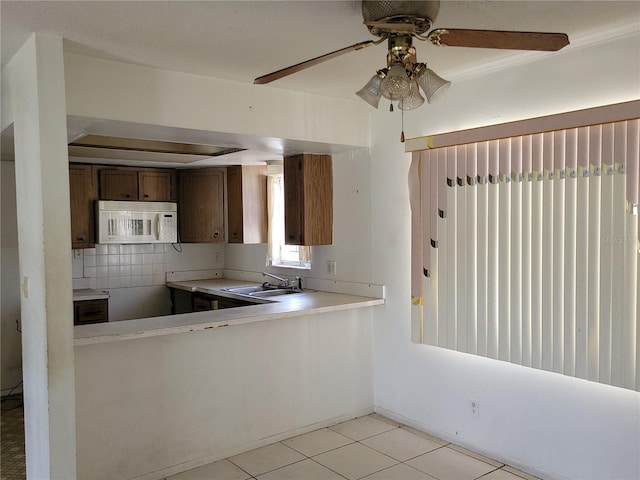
[124, 194, 131, 198]
[77, 236, 86, 241]
[213, 231, 219, 238]
[144, 194, 149, 198]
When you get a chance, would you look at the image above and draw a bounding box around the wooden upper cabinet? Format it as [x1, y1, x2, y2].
[227, 166, 267, 244]
[99, 168, 138, 200]
[178, 168, 225, 243]
[99, 167, 175, 201]
[139, 170, 176, 201]
[284, 154, 333, 246]
[69, 164, 97, 249]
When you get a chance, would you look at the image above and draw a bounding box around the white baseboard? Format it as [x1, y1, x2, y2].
[374, 406, 559, 480]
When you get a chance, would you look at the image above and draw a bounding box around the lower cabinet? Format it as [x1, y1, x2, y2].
[73, 299, 109, 325]
[193, 292, 255, 311]
[169, 288, 256, 314]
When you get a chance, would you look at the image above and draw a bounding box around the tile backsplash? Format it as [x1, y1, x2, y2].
[72, 244, 167, 290]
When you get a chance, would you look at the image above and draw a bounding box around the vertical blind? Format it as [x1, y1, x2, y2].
[410, 118, 640, 391]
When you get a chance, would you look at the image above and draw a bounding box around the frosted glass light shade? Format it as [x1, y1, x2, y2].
[399, 80, 425, 111]
[381, 63, 410, 101]
[417, 68, 451, 103]
[356, 74, 383, 108]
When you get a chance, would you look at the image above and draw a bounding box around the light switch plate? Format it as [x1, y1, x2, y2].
[327, 261, 336, 275]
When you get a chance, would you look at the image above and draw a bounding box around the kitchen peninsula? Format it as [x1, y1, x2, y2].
[74, 277, 382, 479]
[73, 278, 384, 345]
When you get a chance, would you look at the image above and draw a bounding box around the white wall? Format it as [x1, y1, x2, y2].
[370, 33, 640, 480]
[1, 161, 22, 394]
[63, 52, 371, 149]
[75, 309, 374, 480]
[5, 33, 77, 479]
[224, 148, 374, 285]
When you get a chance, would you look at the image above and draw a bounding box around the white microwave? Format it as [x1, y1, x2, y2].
[96, 201, 178, 244]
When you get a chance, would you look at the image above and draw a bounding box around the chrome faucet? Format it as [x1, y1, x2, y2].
[262, 272, 290, 287]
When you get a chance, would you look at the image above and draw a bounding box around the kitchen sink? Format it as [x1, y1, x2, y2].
[223, 284, 302, 298]
[224, 285, 274, 295]
[249, 289, 300, 297]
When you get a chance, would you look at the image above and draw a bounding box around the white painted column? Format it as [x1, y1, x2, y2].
[8, 33, 76, 479]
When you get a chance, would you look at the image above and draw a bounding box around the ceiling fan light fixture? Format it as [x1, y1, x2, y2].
[417, 66, 451, 103]
[380, 63, 411, 101]
[356, 71, 385, 109]
[399, 80, 425, 111]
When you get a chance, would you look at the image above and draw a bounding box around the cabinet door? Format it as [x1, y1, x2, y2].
[139, 171, 176, 201]
[178, 169, 225, 243]
[227, 166, 267, 244]
[227, 167, 244, 243]
[69, 164, 97, 248]
[194, 293, 254, 310]
[284, 154, 333, 245]
[100, 168, 138, 200]
[193, 295, 218, 311]
[73, 299, 108, 325]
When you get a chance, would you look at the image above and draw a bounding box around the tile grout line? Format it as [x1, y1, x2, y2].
[307, 456, 351, 480]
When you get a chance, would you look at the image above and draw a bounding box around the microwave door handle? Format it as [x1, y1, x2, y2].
[155, 214, 161, 240]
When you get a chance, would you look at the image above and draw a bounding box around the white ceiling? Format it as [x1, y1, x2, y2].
[3, 0, 639, 99]
[2, 1, 639, 165]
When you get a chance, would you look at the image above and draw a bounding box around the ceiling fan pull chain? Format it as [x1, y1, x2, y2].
[401, 106, 405, 143]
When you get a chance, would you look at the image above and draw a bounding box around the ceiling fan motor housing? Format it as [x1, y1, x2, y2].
[362, 0, 440, 36]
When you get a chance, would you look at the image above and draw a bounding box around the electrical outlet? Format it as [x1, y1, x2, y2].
[215, 252, 222, 265]
[73, 249, 82, 259]
[470, 399, 480, 417]
[327, 261, 337, 275]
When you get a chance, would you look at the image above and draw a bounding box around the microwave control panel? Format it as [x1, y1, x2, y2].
[158, 213, 177, 242]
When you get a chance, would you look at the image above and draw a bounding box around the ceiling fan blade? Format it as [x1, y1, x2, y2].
[427, 28, 569, 51]
[254, 40, 377, 85]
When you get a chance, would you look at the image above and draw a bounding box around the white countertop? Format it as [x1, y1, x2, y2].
[74, 279, 384, 346]
[73, 288, 109, 302]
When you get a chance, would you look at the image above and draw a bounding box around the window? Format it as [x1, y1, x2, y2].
[266, 170, 311, 269]
[409, 104, 640, 392]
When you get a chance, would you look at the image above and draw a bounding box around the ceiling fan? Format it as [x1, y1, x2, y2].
[254, 1, 569, 117]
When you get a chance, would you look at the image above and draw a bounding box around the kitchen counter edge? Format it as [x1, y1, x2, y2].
[74, 279, 384, 346]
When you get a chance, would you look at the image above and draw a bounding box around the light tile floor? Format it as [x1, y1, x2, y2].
[166, 414, 540, 480]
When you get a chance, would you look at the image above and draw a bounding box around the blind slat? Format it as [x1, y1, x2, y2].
[553, 131, 566, 374]
[446, 182, 458, 351]
[498, 140, 512, 361]
[610, 173, 626, 387]
[622, 213, 637, 389]
[477, 142, 490, 356]
[531, 135, 544, 369]
[564, 128, 578, 377]
[575, 128, 590, 380]
[510, 138, 523, 364]
[466, 144, 478, 355]
[456, 146, 468, 353]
